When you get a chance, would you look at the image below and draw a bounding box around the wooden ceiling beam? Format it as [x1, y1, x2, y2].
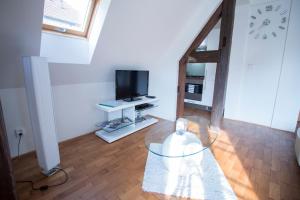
[210, 0, 236, 130]
[180, 4, 222, 63]
[177, 0, 236, 127]
[177, 4, 223, 118]
[188, 50, 220, 63]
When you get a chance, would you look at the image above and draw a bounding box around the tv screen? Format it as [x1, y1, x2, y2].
[115, 70, 149, 101]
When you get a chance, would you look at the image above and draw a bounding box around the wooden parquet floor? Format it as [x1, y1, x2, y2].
[13, 107, 300, 200]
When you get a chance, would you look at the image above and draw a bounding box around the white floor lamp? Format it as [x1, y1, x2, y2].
[22, 56, 60, 176]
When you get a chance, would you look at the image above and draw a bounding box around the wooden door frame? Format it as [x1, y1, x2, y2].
[176, 0, 236, 130]
[0, 100, 17, 200]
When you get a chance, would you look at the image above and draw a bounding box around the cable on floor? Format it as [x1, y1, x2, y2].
[16, 167, 69, 191]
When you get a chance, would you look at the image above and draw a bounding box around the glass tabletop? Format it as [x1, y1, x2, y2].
[145, 115, 218, 158]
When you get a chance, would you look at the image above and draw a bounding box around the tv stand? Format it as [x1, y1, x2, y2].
[123, 97, 142, 102]
[95, 97, 159, 143]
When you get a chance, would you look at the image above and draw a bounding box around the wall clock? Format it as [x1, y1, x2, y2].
[248, 2, 289, 40]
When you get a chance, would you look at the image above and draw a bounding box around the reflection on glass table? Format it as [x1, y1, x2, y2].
[145, 116, 218, 174]
[145, 116, 218, 158]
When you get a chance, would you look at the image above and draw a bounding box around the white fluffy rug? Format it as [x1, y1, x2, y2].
[142, 143, 237, 200]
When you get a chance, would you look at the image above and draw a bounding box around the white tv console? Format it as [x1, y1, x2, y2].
[95, 97, 159, 143]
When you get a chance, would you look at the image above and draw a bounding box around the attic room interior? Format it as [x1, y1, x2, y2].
[1, 0, 300, 199]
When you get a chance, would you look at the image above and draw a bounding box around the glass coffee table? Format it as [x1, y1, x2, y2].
[145, 116, 218, 173]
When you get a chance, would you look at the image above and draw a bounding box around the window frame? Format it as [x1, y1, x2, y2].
[42, 0, 100, 38]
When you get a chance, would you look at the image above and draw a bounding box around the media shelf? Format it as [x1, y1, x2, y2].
[96, 117, 134, 133]
[135, 103, 158, 112]
[96, 97, 158, 112]
[95, 97, 159, 143]
[96, 117, 158, 143]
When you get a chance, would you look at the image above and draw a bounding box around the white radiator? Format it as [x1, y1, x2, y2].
[23, 56, 60, 175]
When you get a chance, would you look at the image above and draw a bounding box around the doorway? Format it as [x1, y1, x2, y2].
[176, 0, 236, 130]
[183, 26, 220, 118]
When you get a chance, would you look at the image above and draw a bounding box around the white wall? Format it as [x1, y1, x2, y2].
[0, 0, 44, 89]
[225, 0, 299, 132]
[0, 82, 114, 157]
[40, 0, 112, 64]
[46, 0, 223, 124]
[271, 0, 300, 131]
[0, 88, 35, 157]
[88, 0, 112, 61]
[46, 0, 222, 86]
[52, 82, 114, 141]
[40, 33, 90, 64]
[238, 0, 290, 126]
[149, 0, 222, 121]
[224, 4, 250, 120]
[201, 28, 220, 107]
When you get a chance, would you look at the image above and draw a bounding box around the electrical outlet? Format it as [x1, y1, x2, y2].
[15, 129, 24, 138]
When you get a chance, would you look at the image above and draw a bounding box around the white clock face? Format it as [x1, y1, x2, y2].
[249, 2, 289, 40]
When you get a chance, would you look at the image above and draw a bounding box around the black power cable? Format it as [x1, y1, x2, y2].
[16, 167, 69, 191]
[17, 133, 22, 158]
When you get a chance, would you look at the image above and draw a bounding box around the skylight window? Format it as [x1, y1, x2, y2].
[43, 0, 98, 37]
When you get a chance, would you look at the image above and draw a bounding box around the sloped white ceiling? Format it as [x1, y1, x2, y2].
[49, 0, 222, 85]
[0, 0, 222, 87]
[0, 0, 44, 89]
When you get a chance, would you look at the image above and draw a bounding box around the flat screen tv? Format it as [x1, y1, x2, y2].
[115, 70, 149, 101]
